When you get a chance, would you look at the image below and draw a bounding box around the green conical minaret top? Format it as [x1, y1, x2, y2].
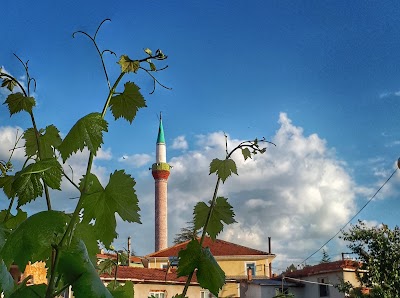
[157, 114, 165, 144]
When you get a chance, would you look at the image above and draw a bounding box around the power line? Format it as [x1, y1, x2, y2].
[300, 163, 399, 265]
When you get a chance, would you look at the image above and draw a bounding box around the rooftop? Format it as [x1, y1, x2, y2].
[284, 260, 361, 278]
[100, 266, 198, 284]
[147, 237, 274, 258]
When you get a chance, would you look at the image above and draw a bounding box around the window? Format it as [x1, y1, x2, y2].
[245, 262, 256, 276]
[200, 290, 216, 298]
[318, 277, 329, 297]
[148, 291, 165, 298]
[159, 262, 168, 269]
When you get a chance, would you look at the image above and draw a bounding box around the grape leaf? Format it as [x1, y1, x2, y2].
[1, 210, 69, 271]
[0, 259, 14, 297]
[241, 148, 252, 160]
[0, 209, 27, 230]
[58, 112, 108, 162]
[74, 222, 99, 266]
[24, 125, 62, 159]
[81, 171, 141, 247]
[209, 158, 238, 183]
[144, 48, 152, 55]
[9, 283, 46, 298]
[0, 175, 15, 199]
[109, 82, 146, 123]
[58, 239, 112, 298]
[1, 77, 17, 92]
[177, 239, 225, 296]
[13, 158, 62, 207]
[3, 93, 36, 116]
[194, 197, 236, 240]
[118, 55, 140, 73]
[108, 280, 134, 298]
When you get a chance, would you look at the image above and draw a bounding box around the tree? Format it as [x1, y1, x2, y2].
[283, 263, 297, 274]
[173, 221, 200, 244]
[320, 249, 331, 264]
[338, 221, 400, 298]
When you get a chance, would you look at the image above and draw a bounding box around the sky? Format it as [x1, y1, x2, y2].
[1, 0, 400, 273]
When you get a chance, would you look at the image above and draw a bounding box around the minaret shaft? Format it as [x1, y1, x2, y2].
[152, 114, 170, 252]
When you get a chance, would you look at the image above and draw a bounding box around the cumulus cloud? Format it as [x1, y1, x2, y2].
[160, 113, 358, 271]
[118, 153, 152, 168]
[171, 135, 188, 150]
[0, 126, 25, 161]
[94, 147, 112, 160]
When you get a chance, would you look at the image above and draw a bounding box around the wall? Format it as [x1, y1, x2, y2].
[218, 258, 270, 277]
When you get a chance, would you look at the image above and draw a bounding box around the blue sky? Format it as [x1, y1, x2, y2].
[2, 0, 400, 272]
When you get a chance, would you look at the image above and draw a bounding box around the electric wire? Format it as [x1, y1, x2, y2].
[299, 164, 399, 266]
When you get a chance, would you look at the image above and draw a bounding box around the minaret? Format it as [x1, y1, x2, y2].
[152, 114, 170, 251]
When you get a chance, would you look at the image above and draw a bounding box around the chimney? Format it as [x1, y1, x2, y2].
[268, 237, 272, 278]
[127, 236, 131, 266]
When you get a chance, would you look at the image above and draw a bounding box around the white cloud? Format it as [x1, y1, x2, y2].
[156, 113, 358, 271]
[94, 147, 112, 160]
[118, 153, 152, 168]
[0, 126, 25, 161]
[171, 135, 188, 150]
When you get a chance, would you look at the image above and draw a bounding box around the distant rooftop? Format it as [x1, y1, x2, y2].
[147, 237, 274, 258]
[284, 259, 361, 278]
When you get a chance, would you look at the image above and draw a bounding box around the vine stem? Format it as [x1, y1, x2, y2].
[45, 72, 126, 298]
[181, 139, 272, 297]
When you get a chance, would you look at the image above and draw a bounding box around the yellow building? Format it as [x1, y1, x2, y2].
[145, 237, 276, 297]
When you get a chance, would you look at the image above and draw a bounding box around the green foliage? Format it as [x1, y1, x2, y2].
[177, 239, 225, 296]
[81, 171, 141, 247]
[0, 20, 271, 298]
[339, 221, 400, 297]
[108, 281, 134, 298]
[4, 93, 35, 115]
[13, 158, 62, 207]
[194, 197, 236, 240]
[1, 211, 69, 270]
[0, 260, 14, 296]
[209, 158, 237, 183]
[24, 125, 62, 159]
[58, 112, 108, 162]
[320, 249, 331, 263]
[173, 220, 199, 244]
[109, 82, 146, 123]
[118, 55, 140, 73]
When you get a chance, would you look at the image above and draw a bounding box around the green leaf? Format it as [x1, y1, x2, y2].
[144, 48, 152, 56]
[9, 283, 46, 298]
[3, 93, 35, 115]
[24, 125, 62, 159]
[1, 78, 17, 92]
[118, 55, 140, 73]
[109, 82, 146, 123]
[74, 222, 99, 266]
[58, 112, 108, 162]
[194, 197, 236, 240]
[149, 62, 156, 71]
[177, 239, 225, 296]
[1, 210, 69, 271]
[58, 239, 112, 298]
[81, 171, 141, 247]
[0, 259, 14, 296]
[241, 148, 252, 160]
[13, 158, 62, 207]
[0, 175, 15, 199]
[209, 158, 238, 183]
[108, 280, 134, 298]
[0, 209, 27, 230]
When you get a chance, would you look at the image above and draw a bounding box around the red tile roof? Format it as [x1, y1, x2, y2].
[100, 266, 198, 284]
[146, 237, 273, 257]
[284, 260, 360, 278]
